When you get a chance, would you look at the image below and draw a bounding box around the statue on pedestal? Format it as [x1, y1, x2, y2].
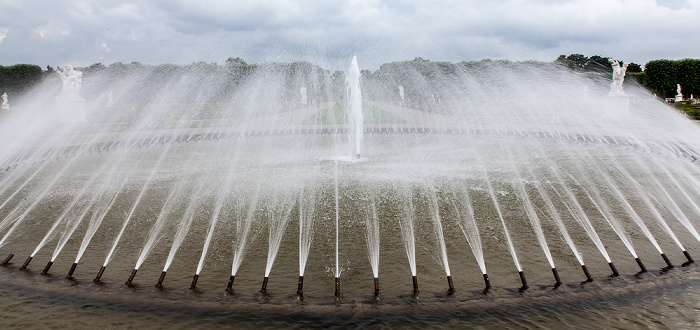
[1, 92, 8, 111]
[675, 84, 683, 102]
[608, 59, 628, 95]
[56, 65, 83, 100]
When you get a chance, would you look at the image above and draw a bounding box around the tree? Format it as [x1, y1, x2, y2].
[0, 64, 44, 96]
[643, 59, 700, 98]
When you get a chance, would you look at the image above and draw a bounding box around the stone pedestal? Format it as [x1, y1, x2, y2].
[1, 104, 8, 111]
[604, 94, 630, 117]
[675, 94, 683, 103]
[56, 95, 87, 123]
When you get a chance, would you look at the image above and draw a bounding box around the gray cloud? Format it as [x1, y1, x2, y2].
[0, 0, 698, 70]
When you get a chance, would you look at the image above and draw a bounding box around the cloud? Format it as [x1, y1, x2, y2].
[34, 21, 71, 38]
[0, 0, 698, 70]
[0, 28, 7, 42]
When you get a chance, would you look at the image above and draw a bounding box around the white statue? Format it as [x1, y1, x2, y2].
[608, 59, 628, 95]
[300, 86, 308, 106]
[56, 65, 83, 98]
[1, 92, 8, 110]
[675, 84, 683, 102]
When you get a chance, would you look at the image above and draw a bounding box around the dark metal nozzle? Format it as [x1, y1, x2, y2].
[608, 262, 620, 277]
[581, 264, 594, 282]
[124, 268, 138, 286]
[94, 265, 106, 283]
[660, 253, 674, 268]
[260, 276, 269, 294]
[483, 273, 492, 292]
[518, 271, 529, 291]
[335, 277, 341, 298]
[635, 257, 647, 273]
[41, 261, 53, 275]
[225, 275, 235, 292]
[552, 267, 562, 287]
[412, 275, 419, 295]
[297, 275, 303, 295]
[66, 262, 78, 279]
[683, 250, 694, 266]
[19, 256, 32, 270]
[190, 274, 199, 290]
[155, 271, 166, 288]
[447, 275, 455, 294]
[374, 277, 380, 296]
[2, 254, 14, 266]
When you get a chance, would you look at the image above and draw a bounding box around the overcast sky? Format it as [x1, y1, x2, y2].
[0, 0, 698, 71]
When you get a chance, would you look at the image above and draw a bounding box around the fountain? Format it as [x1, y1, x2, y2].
[0, 57, 700, 327]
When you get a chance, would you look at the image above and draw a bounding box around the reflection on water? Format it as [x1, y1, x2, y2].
[1, 265, 699, 328]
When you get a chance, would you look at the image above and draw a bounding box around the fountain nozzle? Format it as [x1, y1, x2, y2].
[66, 262, 78, 279]
[635, 258, 647, 273]
[374, 277, 380, 296]
[19, 256, 32, 270]
[608, 262, 620, 277]
[446, 275, 455, 294]
[94, 265, 106, 283]
[412, 275, 419, 295]
[483, 273, 492, 293]
[297, 275, 303, 295]
[2, 254, 14, 266]
[260, 276, 269, 294]
[581, 264, 594, 282]
[155, 271, 166, 288]
[552, 267, 563, 288]
[41, 261, 53, 275]
[190, 274, 199, 290]
[335, 277, 341, 298]
[124, 268, 138, 287]
[225, 275, 235, 292]
[661, 253, 674, 268]
[518, 271, 529, 291]
[683, 250, 694, 266]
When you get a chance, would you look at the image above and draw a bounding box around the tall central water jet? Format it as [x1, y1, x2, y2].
[346, 55, 363, 159]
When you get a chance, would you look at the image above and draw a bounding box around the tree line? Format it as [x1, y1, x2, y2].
[1, 55, 697, 105]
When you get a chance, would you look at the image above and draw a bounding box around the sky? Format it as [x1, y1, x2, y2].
[0, 0, 698, 71]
